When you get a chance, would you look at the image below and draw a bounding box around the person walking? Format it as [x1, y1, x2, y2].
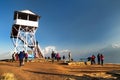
[18, 51, 25, 66]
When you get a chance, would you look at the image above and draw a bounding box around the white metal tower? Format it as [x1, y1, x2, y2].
[10, 10, 43, 58]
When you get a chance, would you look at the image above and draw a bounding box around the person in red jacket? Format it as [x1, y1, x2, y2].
[25, 52, 28, 62]
[15, 52, 19, 61]
[100, 54, 104, 66]
[91, 55, 96, 65]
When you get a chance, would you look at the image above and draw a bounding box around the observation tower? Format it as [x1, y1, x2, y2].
[10, 10, 43, 58]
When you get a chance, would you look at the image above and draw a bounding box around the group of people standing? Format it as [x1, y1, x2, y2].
[51, 51, 72, 63]
[90, 53, 104, 65]
[12, 51, 28, 67]
[97, 53, 104, 65]
[51, 51, 60, 63]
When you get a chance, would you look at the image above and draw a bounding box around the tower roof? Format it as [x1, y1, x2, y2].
[15, 10, 40, 17]
[19, 10, 36, 15]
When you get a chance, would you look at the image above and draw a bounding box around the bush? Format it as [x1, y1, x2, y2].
[0, 73, 16, 80]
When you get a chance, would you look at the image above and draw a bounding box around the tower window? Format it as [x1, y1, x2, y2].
[18, 13, 27, 20]
[29, 15, 38, 21]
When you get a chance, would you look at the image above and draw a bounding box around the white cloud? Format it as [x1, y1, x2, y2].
[112, 42, 120, 48]
[41, 46, 70, 56]
[42, 46, 56, 55]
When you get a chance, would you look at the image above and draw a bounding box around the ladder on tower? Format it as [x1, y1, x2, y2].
[35, 41, 43, 58]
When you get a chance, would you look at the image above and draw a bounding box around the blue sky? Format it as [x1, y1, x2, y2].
[1, 0, 120, 59]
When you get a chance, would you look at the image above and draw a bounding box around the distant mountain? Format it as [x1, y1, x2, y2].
[100, 45, 120, 63]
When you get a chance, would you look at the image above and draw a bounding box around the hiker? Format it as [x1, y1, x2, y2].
[91, 54, 96, 65]
[97, 53, 101, 65]
[62, 55, 66, 63]
[68, 52, 71, 62]
[18, 51, 25, 66]
[56, 53, 60, 62]
[25, 52, 28, 62]
[12, 52, 16, 62]
[100, 54, 104, 66]
[63, 55, 65, 60]
[87, 57, 91, 61]
[15, 52, 19, 61]
[51, 51, 55, 63]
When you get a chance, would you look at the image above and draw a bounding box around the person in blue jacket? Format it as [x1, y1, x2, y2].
[18, 51, 25, 66]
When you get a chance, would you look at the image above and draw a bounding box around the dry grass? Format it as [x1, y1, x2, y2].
[0, 73, 16, 80]
[0, 61, 119, 80]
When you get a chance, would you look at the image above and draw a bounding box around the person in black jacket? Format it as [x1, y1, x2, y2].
[51, 51, 55, 63]
[97, 53, 101, 65]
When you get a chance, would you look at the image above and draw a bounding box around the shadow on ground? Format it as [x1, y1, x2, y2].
[24, 69, 120, 80]
[107, 70, 120, 80]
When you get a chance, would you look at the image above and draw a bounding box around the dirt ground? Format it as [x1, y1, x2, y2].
[0, 60, 120, 80]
